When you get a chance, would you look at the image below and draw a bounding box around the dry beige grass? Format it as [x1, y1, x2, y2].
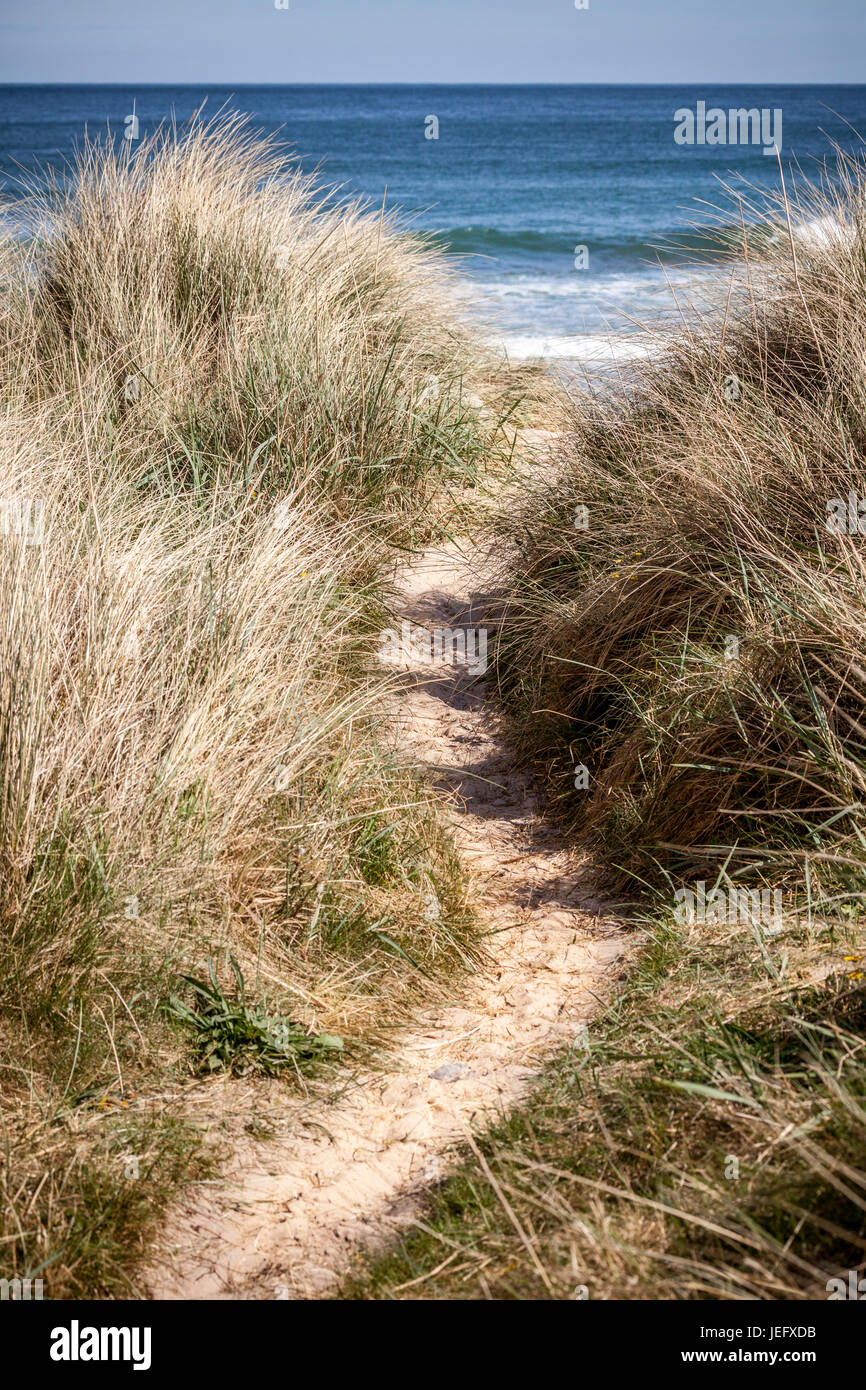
[345, 901, 866, 1302]
[340, 152, 866, 1303]
[492, 149, 866, 898]
[0, 114, 526, 1296]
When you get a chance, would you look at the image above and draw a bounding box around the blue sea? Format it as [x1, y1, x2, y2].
[1, 84, 865, 362]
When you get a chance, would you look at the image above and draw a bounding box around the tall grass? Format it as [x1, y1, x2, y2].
[340, 152, 866, 1302]
[0, 114, 513, 1295]
[11, 112, 500, 524]
[493, 149, 866, 903]
[344, 905, 866, 1301]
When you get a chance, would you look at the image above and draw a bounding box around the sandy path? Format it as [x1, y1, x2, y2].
[146, 540, 625, 1299]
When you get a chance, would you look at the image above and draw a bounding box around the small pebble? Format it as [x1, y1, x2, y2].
[429, 1062, 474, 1082]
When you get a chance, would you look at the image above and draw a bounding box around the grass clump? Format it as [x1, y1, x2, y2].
[341, 153, 866, 1301]
[491, 149, 866, 899]
[342, 903, 866, 1300]
[11, 111, 511, 535]
[166, 956, 344, 1076]
[0, 113, 511, 1295]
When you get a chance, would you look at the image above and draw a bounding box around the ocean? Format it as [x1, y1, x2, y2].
[2, 83, 865, 362]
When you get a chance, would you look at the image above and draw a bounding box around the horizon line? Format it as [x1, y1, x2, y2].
[2, 80, 865, 89]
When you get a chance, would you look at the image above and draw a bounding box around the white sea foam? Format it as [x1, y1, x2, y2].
[492, 333, 658, 362]
[794, 212, 851, 249]
[473, 273, 665, 302]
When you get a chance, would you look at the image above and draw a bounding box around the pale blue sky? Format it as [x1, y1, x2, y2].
[0, 0, 863, 85]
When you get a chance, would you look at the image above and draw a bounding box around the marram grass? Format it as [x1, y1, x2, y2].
[342, 151, 866, 1302]
[0, 114, 520, 1297]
